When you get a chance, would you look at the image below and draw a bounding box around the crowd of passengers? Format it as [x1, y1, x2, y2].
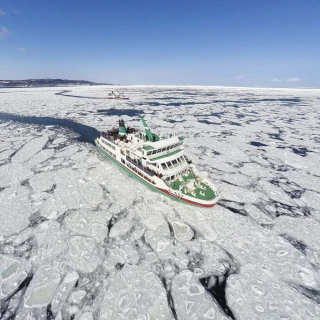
[126, 163, 157, 185]
[126, 156, 163, 178]
[100, 127, 136, 142]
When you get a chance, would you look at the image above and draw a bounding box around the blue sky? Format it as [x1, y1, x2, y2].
[0, 0, 319, 87]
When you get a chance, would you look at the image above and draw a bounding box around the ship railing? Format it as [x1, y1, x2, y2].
[126, 156, 155, 177]
[101, 134, 116, 144]
[140, 132, 179, 142]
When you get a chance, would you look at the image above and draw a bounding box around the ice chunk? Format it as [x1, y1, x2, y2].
[0, 255, 30, 300]
[144, 230, 174, 260]
[38, 168, 104, 219]
[78, 312, 94, 320]
[227, 264, 320, 320]
[35, 221, 67, 262]
[51, 271, 79, 315]
[171, 220, 194, 242]
[0, 186, 32, 237]
[172, 270, 226, 319]
[283, 170, 320, 193]
[69, 290, 86, 304]
[12, 135, 48, 163]
[25, 265, 60, 307]
[66, 236, 101, 273]
[28, 148, 55, 167]
[109, 219, 133, 238]
[258, 180, 296, 205]
[64, 209, 111, 242]
[300, 190, 320, 209]
[29, 171, 56, 193]
[0, 148, 16, 161]
[0, 163, 33, 188]
[103, 243, 139, 273]
[55, 145, 79, 158]
[100, 264, 173, 319]
[244, 204, 274, 225]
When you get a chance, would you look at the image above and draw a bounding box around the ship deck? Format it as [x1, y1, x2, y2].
[170, 171, 216, 201]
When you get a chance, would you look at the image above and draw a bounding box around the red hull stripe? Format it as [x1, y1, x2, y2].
[157, 188, 216, 208]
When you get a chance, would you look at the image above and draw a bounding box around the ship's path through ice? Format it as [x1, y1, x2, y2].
[0, 85, 320, 319]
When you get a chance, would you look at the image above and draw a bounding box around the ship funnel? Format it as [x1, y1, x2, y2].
[118, 119, 126, 136]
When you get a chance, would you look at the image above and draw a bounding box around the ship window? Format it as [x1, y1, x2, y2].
[167, 161, 172, 168]
[166, 146, 170, 150]
[177, 158, 182, 164]
[161, 148, 166, 152]
[147, 151, 152, 156]
[172, 159, 178, 167]
[152, 150, 157, 154]
[170, 175, 175, 181]
[161, 163, 167, 170]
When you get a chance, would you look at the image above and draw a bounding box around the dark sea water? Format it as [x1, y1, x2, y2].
[0, 113, 99, 144]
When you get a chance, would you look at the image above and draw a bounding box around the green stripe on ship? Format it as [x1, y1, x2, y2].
[96, 143, 187, 204]
[149, 149, 182, 161]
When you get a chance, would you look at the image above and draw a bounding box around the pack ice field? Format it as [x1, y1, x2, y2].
[0, 85, 320, 320]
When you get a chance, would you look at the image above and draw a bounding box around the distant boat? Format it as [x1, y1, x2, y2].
[106, 90, 129, 100]
[95, 116, 220, 208]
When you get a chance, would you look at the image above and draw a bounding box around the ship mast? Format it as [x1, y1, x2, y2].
[138, 115, 158, 142]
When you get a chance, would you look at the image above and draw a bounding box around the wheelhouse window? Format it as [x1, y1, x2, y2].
[172, 159, 178, 167]
[167, 161, 173, 169]
[161, 163, 167, 170]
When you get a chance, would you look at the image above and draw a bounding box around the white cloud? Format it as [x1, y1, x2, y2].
[286, 77, 300, 82]
[271, 78, 282, 82]
[0, 26, 9, 39]
[0, 9, 6, 15]
[19, 47, 26, 52]
[233, 76, 244, 79]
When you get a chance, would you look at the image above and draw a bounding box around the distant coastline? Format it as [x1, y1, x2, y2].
[0, 79, 111, 88]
